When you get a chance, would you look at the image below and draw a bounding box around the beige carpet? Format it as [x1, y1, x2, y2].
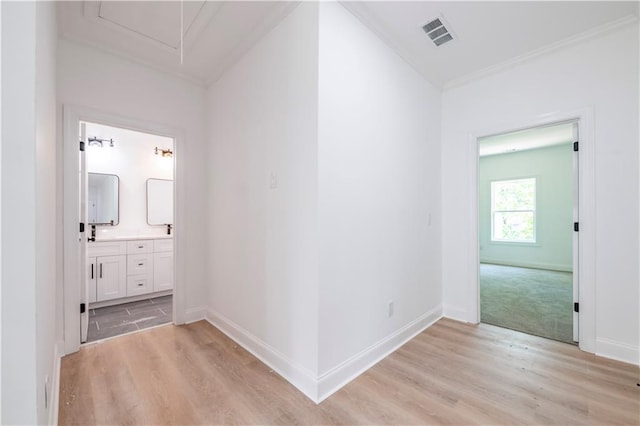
[480, 263, 574, 344]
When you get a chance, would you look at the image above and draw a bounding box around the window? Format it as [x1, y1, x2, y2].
[491, 178, 536, 243]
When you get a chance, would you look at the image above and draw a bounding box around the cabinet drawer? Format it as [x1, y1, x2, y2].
[127, 275, 153, 297]
[88, 241, 127, 257]
[127, 240, 153, 254]
[127, 254, 153, 276]
[154, 239, 173, 253]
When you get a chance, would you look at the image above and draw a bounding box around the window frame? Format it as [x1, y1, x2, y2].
[490, 177, 537, 243]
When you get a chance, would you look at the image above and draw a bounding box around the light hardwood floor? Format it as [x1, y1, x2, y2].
[59, 318, 640, 425]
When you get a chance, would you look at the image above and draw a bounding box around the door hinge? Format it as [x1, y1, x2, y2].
[574, 222, 579, 232]
[574, 302, 579, 313]
[573, 141, 579, 152]
[80, 303, 86, 314]
[79, 141, 85, 152]
[80, 222, 85, 233]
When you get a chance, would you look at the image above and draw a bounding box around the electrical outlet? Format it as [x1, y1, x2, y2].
[388, 300, 394, 317]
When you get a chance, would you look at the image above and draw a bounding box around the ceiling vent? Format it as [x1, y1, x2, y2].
[422, 17, 454, 47]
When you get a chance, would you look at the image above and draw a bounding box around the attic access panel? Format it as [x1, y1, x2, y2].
[97, 1, 206, 49]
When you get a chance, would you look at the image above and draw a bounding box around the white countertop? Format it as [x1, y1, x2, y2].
[92, 235, 173, 242]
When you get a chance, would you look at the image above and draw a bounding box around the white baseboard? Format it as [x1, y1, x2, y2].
[205, 306, 443, 404]
[205, 309, 319, 401]
[90, 290, 173, 309]
[480, 259, 572, 273]
[184, 306, 207, 324]
[316, 305, 442, 403]
[443, 304, 468, 322]
[596, 338, 639, 366]
[48, 340, 64, 426]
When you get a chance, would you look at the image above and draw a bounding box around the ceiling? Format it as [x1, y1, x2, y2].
[342, 1, 638, 87]
[57, 1, 298, 86]
[478, 121, 575, 157]
[57, 1, 639, 88]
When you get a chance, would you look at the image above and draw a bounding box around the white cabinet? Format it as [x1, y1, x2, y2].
[96, 255, 127, 301]
[88, 241, 127, 303]
[88, 238, 173, 305]
[153, 238, 173, 292]
[153, 251, 173, 292]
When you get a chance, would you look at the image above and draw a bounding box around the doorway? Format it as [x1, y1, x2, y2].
[477, 121, 578, 344]
[81, 121, 175, 343]
[63, 106, 180, 354]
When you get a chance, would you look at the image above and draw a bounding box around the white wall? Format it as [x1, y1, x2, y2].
[1, 3, 37, 423]
[442, 23, 639, 364]
[2, 1, 58, 424]
[479, 144, 574, 271]
[207, 1, 442, 401]
[35, 2, 58, 424]
[85, 122, 174, 239]
[207, 2, 320, 388]
[0, 3, 3, 421]
[57, 38, 207, 313]
[317, 0, 442, 380]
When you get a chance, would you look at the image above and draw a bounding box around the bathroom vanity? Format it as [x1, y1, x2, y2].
[87, 236, 173, 307]
[85, 172, 175, 308]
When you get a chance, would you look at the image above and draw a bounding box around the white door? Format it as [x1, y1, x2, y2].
[80, 123, 89, 343]
[572, 121, 580, 342]
[96, 255, 127, 301]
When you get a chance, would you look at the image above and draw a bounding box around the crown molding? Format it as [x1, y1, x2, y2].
[59, 35, 208, 89]
[339, 1, 444, 88]
[444, 14, 638, 91]
[205, 1, 300, 87]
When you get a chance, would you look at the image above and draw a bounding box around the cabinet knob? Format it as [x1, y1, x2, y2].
[138, 283, 143, 287]
[138, 263, 144, 266]
[138, 245, 144, 249]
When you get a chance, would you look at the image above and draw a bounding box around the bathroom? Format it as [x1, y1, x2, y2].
[82, 120, 175, 342]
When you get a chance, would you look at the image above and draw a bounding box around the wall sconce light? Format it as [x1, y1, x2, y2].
[88, 137, 115, 148]
[155, 147, 173, 158]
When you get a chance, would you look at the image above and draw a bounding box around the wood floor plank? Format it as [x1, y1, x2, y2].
[58, 318, 640, 425]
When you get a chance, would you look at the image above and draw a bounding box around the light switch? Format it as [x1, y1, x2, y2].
[269, 172, 278, 189]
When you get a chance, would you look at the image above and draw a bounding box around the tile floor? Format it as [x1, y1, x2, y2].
[87, 295, 172, 343]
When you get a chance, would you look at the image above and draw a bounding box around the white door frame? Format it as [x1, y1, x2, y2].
[63, 104, 186, 355]
[467, 107, 596, 354]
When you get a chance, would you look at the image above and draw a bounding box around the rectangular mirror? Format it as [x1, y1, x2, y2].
[88, 173, 120, 225]
[147, 178, 173, 225]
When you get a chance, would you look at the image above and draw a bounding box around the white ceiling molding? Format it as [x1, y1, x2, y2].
[57, 1, 300, 87]
[59, 35, 208, 87]
[340, 1, 426, 83]
[445, 14, 639, 91]
[82, 1, 222, 53]
[204, 2, 299, 86]
[341, 1, 638, 88]
[57, 2, 638, 89]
